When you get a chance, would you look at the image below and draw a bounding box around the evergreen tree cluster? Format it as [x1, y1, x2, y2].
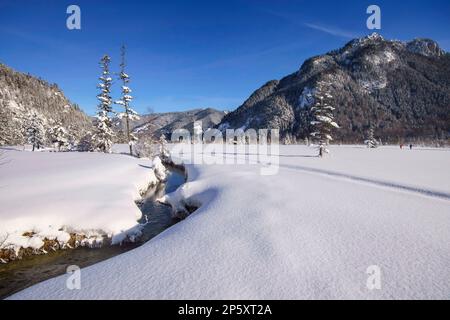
[93, 46, 140, 154]
[0, 63, 92, 147]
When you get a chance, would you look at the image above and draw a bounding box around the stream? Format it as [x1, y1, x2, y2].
[0, 167, 186, 299]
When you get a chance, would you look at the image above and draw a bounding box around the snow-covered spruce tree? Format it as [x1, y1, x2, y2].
[0, 101, 23, 146]
[0, 103, 14, 146]
[93, 55, 114, 153]
[25, 110, 46, 151]
[159, 134, 170, 162]
[364, 125, 378, 148]
[49, 124, 70, 151]
[116, 45, 139, 155]
[309, 81, 339, 157]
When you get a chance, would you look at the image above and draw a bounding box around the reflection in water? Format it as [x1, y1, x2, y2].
[0, 168, 185, 299]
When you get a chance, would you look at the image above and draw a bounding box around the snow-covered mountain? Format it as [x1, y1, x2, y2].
[113, 108, 226, 140]
[0, 63, 93, 145]
[218, 33, 450, 144]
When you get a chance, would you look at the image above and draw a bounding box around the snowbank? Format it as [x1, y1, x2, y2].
[8, 145, 450, 299]
[0, 149, 165, 261]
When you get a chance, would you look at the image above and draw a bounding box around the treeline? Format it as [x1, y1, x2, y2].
[0, 63, 93, 147]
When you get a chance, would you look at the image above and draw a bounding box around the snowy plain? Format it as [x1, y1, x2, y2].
[0, 147, 166, 255]
[5, 145, 450, 299]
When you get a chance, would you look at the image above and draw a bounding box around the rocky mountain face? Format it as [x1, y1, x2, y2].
[0, 63, 93, 145]
[114, 108, 226, 141]
[219, 33, 450, 144]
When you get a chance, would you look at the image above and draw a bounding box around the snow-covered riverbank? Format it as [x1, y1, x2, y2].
[6, 145, 450, 299]
[0, 149, 166, 262]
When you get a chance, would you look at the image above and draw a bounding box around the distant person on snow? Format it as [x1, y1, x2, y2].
[410, 144, 413, 150]
[400, 144, 403, 149]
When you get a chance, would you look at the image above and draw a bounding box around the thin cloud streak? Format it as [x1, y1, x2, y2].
[260, 9, 359, 40]
[165, 41, 308, 76]
[303, 23, 359, 39]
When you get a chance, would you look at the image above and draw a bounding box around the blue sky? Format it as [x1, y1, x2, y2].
[0, 0, 449, 115]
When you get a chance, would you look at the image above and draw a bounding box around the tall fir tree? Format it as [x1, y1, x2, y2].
[116, 45, 139, 155]
[93, 55, 114, 153]
[310, 81, 339, 157]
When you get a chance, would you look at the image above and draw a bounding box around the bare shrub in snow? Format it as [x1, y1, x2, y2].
[135, 135, 156, 158]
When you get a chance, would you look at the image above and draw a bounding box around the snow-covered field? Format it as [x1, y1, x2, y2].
[6, 145, 450, 299]
[0, 148, 166, 257]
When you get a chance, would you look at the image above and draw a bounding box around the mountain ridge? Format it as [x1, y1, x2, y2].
[218, 33, 450, 144]
[113, 107, 226, 141]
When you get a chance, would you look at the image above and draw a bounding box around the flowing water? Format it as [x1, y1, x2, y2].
[0, 168, 186, 299]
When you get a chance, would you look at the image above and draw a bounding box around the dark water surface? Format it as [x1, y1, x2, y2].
[0, 168, 185, 299]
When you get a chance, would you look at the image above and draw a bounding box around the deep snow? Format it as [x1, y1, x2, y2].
[6, 145, 450, 299]
[0, 149, 166, 256]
